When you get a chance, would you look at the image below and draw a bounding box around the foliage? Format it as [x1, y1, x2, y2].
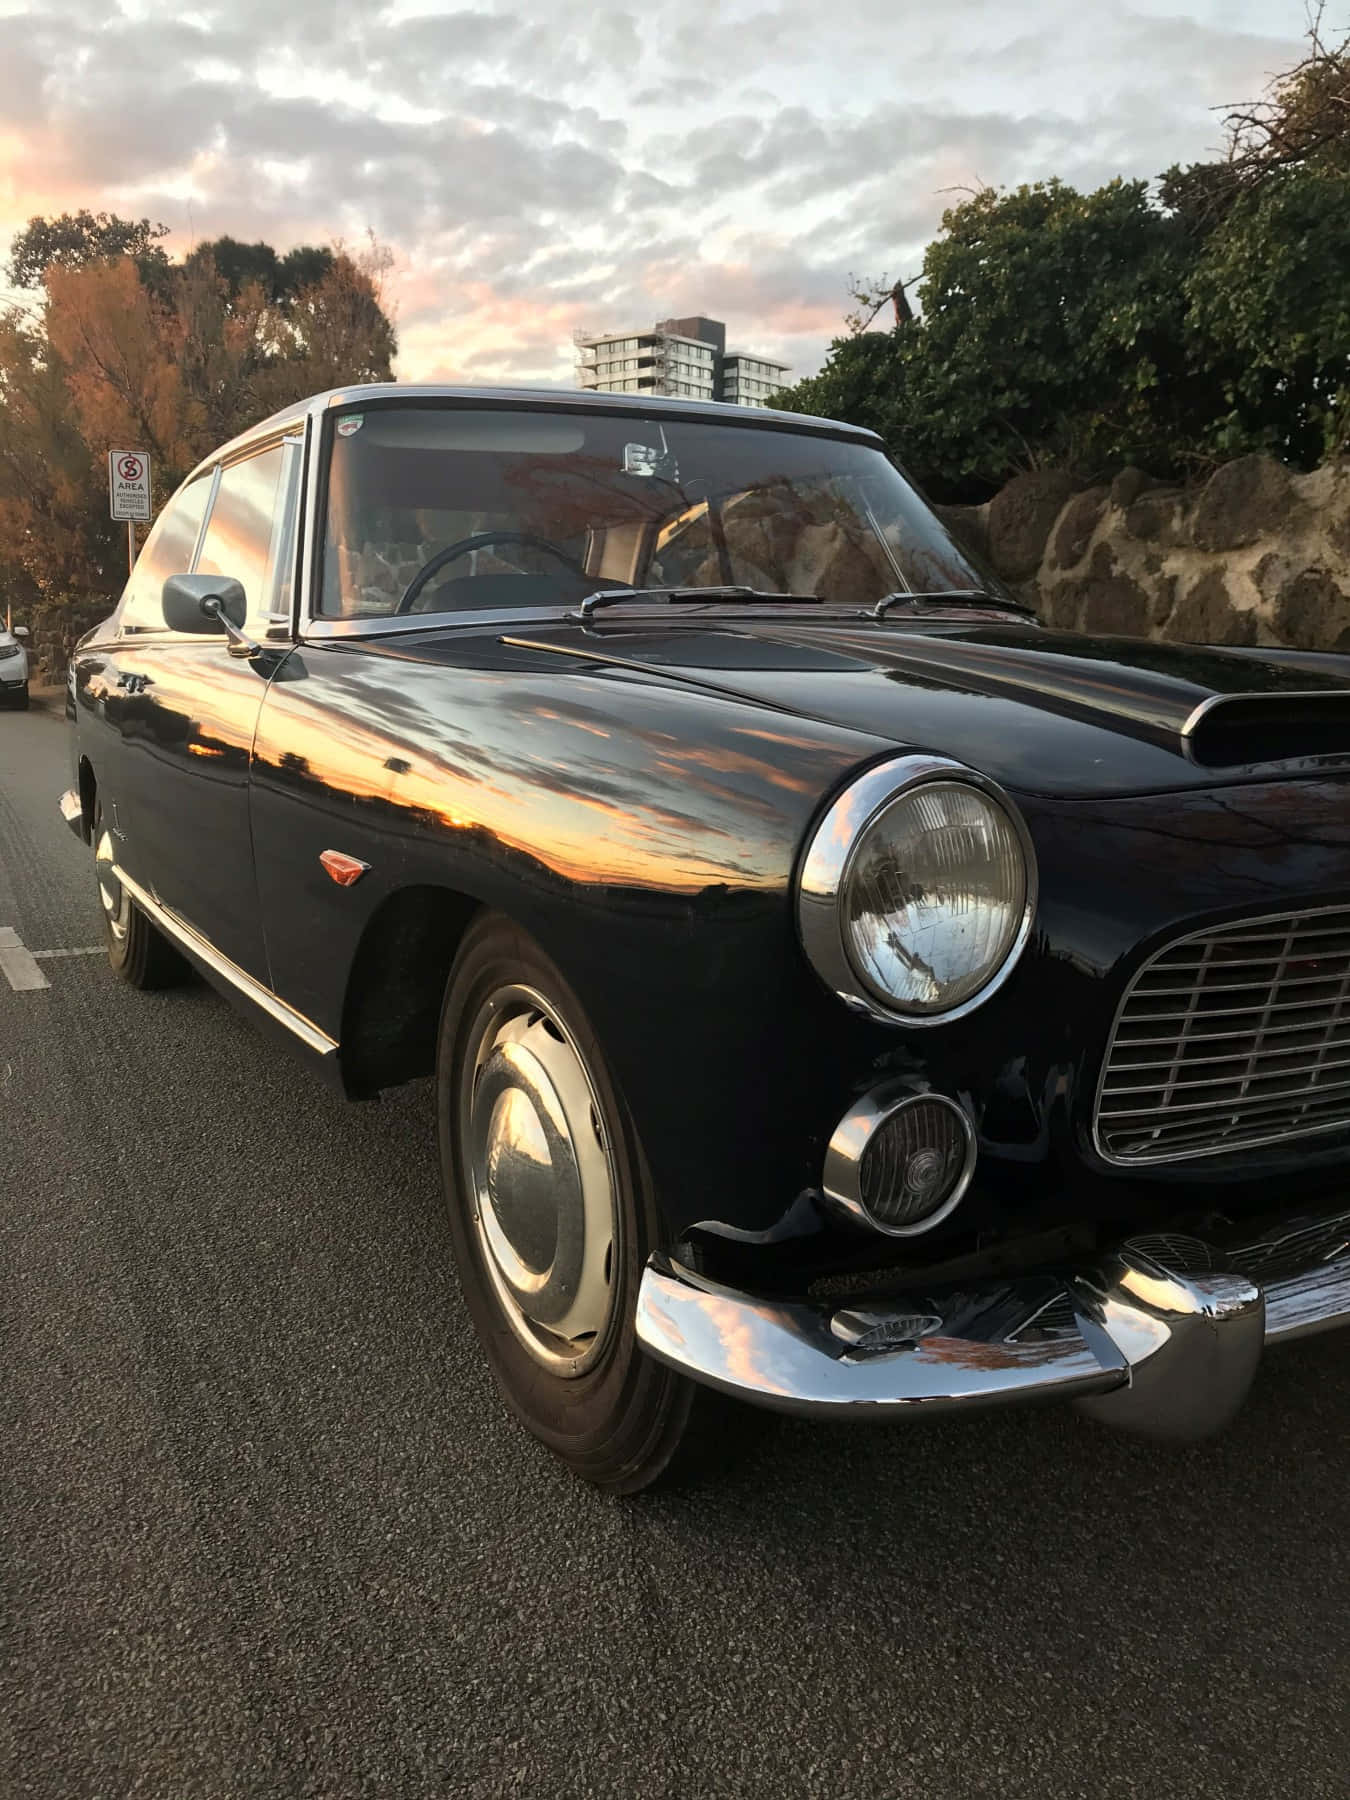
[0, 225, 397, 604]
[1185, 167, 1350, 463]
[1162, 8, 1350, 228]
[8, 210, 170, 289]
[773, 23, 1350, 501]
[180, 237, 336, 304]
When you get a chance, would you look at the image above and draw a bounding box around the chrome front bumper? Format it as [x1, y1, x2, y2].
[635, 1208, 1350, 1440]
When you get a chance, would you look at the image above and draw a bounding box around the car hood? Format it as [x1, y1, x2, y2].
[493, 616, 1350, 799]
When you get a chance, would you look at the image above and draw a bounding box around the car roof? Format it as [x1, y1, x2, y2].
[192, 382, 881, 479]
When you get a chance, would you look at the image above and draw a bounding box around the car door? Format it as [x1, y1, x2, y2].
[75, 470, 216, 849]
[113, 436, 302, 982]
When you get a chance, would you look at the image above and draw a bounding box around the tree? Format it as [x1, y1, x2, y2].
[180, 237, 337, 305]
[0, 309, 121, 602]
[775, 181, 1210, 499]
[774, 21, 1350, 497]
[1185, 167, 1350, 463]
[0, 232, 398, 606]
[7, 211, 169, 289]
[1163, 12, 1350, 228]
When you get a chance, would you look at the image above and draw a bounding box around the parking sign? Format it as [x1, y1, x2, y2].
[109, 450, 151, 521]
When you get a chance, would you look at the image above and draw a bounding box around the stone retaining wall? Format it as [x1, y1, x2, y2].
[937, 454, 1350, 650]
[14, 453, 1350, 673]
[10, 599, 112, 681]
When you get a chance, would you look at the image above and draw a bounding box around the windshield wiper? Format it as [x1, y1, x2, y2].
[575, 585, 821, 620]
[870, 588, 1036, 621]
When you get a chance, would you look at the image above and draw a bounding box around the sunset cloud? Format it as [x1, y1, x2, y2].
[0, 0, 1307, 386]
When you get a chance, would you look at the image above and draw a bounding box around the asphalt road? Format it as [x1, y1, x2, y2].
[3, 698, 1350, 1800]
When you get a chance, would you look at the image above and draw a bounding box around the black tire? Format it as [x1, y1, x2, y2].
[437, 913, 704, 1494]
[14, 686, 28, 711]
[92, 802, 188, 989]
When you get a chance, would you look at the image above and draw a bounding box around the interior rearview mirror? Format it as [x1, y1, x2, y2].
[162, 573, 248, 635]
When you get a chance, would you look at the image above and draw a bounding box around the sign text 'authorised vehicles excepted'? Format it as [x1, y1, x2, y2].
[108, 450, 151, 521]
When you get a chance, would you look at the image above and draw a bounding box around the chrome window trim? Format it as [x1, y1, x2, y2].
[1093, 900, 1350, 1166]
[822, 1085, 978, 1237]
[114, 864, 337, 1057]
[795, 753, 1038, 1027]
[262, 434, 305, 635]
[302, 606, 582, 641]
[293, 388, 889, 636]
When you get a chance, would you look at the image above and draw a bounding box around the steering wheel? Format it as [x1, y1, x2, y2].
[395, 531, 589, 614]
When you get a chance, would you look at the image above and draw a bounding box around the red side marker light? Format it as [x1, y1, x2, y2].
[320, 850, 370, 887]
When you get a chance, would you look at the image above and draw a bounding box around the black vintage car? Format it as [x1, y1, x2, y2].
[63, 385, 1350, 1490]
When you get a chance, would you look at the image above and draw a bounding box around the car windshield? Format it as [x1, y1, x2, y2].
[318, 403, 995, 618]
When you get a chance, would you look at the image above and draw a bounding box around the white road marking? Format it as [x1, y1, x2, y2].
[0, 926, 51, 991]
[32, 947, 105, 959]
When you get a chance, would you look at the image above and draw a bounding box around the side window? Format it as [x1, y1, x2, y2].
[265, 439, 303, 631]
[195, 446, 287, 631]
[118, 475, 212, 633]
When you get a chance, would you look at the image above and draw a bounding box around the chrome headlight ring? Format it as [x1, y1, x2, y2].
[796, 753, 1038, 1027]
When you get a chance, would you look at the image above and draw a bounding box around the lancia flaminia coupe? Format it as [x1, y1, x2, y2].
[63, 386, 1350, 1490]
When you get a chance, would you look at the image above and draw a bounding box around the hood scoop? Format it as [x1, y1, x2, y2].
[1183, 690, 1350, 766]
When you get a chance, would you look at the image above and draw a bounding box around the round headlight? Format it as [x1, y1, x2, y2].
[798, 756, 1036, 1024]
[845, 780, 1027, 1012]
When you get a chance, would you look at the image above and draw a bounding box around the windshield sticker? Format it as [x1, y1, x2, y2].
[336, 415, 364, 437]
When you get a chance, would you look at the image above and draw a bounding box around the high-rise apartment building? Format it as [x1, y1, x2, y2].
[719, 352, 792, 409]
[573, 316, 789, 407]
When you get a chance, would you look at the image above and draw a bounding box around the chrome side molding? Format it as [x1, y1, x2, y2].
[635, 1206, 1350, 1438]
[114, 865, 338, 1058]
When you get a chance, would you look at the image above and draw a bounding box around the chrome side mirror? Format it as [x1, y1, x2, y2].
[162, 572, 246, 634]
[161, 573, 260, 658]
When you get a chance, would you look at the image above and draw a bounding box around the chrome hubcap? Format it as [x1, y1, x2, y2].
[95, 827, 129, 942]
[464, 987, 618, 1375]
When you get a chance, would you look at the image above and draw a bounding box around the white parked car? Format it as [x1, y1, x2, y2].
[0, 625, 29, 709]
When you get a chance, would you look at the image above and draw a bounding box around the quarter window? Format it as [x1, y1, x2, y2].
[195, 446, 287, 630]
[118, 475, 212, 633]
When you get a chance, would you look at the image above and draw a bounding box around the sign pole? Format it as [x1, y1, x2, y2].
[127, 520, 137, 578]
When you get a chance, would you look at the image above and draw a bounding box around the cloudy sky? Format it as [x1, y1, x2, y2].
[0, 0, 1312, 387]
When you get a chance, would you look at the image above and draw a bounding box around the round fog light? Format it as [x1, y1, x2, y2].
[824, 1089, 976, 1238]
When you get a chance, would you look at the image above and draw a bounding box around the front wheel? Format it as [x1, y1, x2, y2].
[436, 914, 700, 1493]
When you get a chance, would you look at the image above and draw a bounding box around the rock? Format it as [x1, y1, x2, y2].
[1049, 486, 1108, 569]
[1270, 565, 1350, 651]
[1110, 467, 1160, 509]
[1324, 468, 1350, 560]
[932, 502, 990, 564]
[1252, 552, 1296, 605]
[1169, 570, 1256, 645]
[985, 471, 1080, 581]
[1123, 488, 1189, 548]
[1037, 583, 1082, 632]
[1073, 548, 1151, 636]
[1150, 571, 1178, 628]
[1191, 453, 1295, 551]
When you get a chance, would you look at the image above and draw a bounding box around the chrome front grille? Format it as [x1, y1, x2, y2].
[1096, 905, 1350, 1163]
